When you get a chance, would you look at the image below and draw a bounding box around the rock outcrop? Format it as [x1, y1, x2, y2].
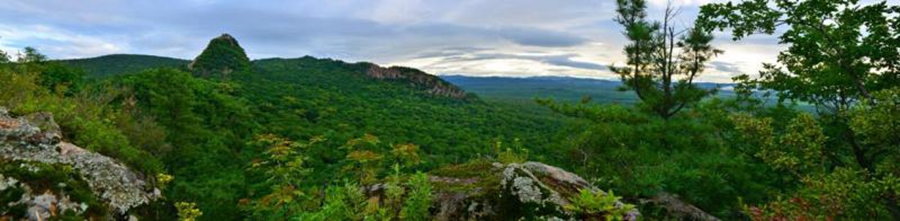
[365, 64, 469, 99]
[0, 107, 158, 219]
[425, 160, 640, 221]
[189, 33, 251, 79]
[642, 192, 721, 221]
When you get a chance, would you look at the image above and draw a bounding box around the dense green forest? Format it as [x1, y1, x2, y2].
[441, 75, 643, 104]
[1, 0, 899, 220]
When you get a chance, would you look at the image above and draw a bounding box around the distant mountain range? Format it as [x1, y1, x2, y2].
[440, 75, 736, 103]
[59, 49, 740, 105]
[61, 54, 189, 79]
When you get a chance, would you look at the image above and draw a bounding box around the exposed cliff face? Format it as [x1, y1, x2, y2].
[365, 64, 469, 99]
[414, 161, 639, 220]
[189, 33, 251, 79]
[0, 107, 158, 219]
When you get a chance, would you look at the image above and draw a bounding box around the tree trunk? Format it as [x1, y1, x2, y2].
[846, 130, 874, 174]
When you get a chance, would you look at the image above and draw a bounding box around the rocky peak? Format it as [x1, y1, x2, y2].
[365, 64, 469, 99]
[189, 33, 251, 79]
[213, 34, 239, 47]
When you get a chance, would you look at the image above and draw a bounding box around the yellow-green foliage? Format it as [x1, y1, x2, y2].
[0, 65, 45, 109]
[731, 113, 826, 175]
[746, 168, 890, 220]
[246, 134, 318, 218]
[699, 0, 900, 217]
[0, 52, 164, 173]
[733, 112, 900, 219]
[392, 143, 421, 167]
[343, 134, 385, 184]
[176, 202, 203, 221]
[400, 172, 433, 221]
[565, 189, 634, 221]
[293, 182, 369, 221]
[243, 134, 436, 221]
[494, 139, 529, 164]
[381, 165, 406, 220]
[851, 87, 900, 161]
[157, 173, 174, 190]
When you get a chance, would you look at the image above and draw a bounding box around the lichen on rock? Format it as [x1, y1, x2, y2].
[0, 107, 159, 218]
[426, 160, 640, 221]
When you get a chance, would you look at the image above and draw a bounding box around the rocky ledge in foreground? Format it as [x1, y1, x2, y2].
[0, 107, 158, 220]
[412, 160, 640, 221]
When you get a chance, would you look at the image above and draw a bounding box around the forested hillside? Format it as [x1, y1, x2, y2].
[1, 0, 899, 220]
[62, 54, 189, 79]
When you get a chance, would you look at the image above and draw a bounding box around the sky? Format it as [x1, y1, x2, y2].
[0, 0, 795, 83]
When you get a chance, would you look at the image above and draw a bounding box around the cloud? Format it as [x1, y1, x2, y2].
[402, 23, 589, 47]
[647, 0, 729, 7]
[366, 0, 427, 24]
[480, 53, 606, 71]
[495, 27, 588, 47]
[398, 47, 614, 80]
[0, 0, 787, 83]
[0, 24, 124, 59]
[541, 55, 607, 70]
[710, 61, 741, 73]
[412, 47, 488, 59]
[414, 49, 606, 71]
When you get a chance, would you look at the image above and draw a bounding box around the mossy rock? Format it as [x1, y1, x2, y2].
[1, 108, 159, 219]
[427, 160, 639, 221]
[0, 160, 108, 220]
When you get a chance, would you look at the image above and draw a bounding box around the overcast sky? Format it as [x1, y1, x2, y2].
[0, 0, 796, 82]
